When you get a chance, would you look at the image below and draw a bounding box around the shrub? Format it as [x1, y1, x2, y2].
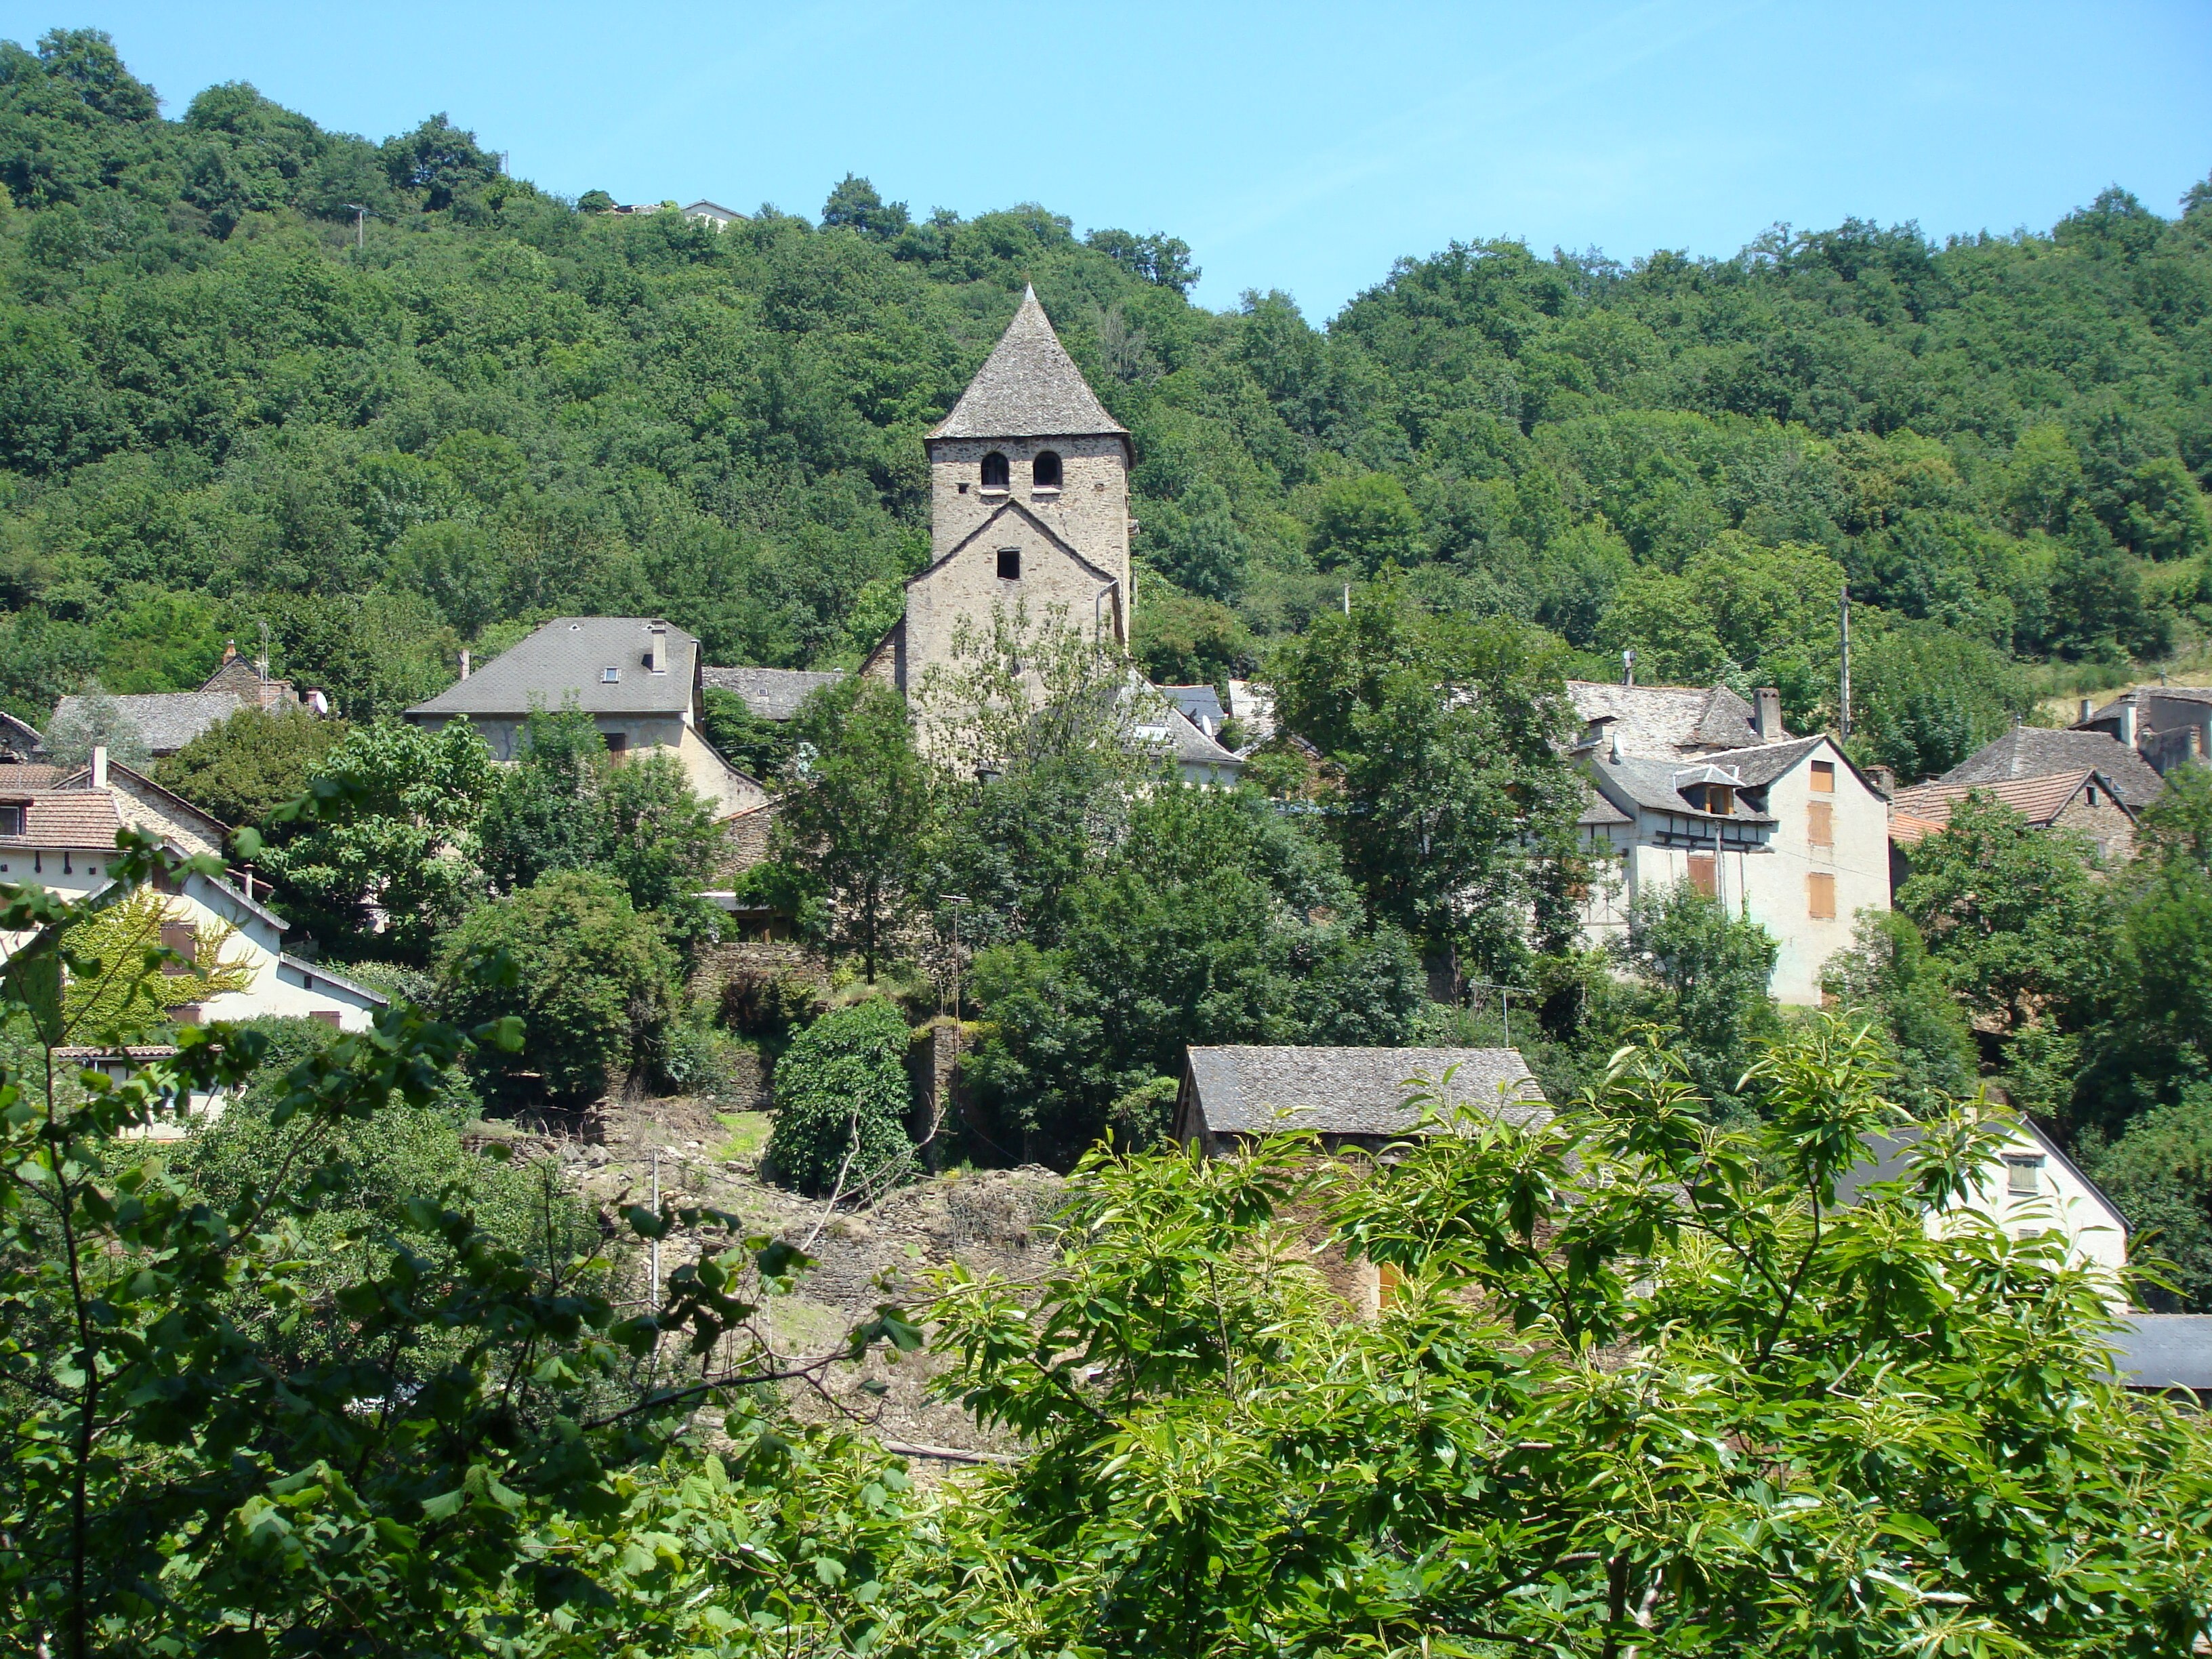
[764, 998, 916, 1197]
[436, 869, 681, 1103]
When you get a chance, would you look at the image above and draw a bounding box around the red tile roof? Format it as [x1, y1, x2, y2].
[1887, 771, 2124, 844]
[0, 788, 125, 849]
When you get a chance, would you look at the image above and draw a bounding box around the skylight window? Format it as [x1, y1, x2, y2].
[602, 667, 621, 683]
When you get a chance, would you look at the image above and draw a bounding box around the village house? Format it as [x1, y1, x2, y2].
[47, 641, 328, 760]
[0, 748, 387, 1034]
[1565, 680, 1891, 1005]
[1888, 769, 2141, 878]
[2072, 684, 2211, 781]
[1174, 1044, 1548, 1156]
[405, 617, 768, 817]
[1936, 722, 2165, 808]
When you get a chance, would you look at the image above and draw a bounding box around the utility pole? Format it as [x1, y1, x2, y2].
[256, 619, 270, 691]
[344, 204, 367, 252]
[649, 1147, 661, 1311]
[1839, 581, 1853, 742]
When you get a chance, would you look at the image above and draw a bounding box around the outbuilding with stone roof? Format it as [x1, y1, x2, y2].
[1174, 1044, 1549, 1155]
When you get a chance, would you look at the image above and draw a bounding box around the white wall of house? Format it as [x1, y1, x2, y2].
[1737, 740, 1890, 1004]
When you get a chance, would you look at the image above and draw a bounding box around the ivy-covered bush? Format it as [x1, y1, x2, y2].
[764, 999, 916, 1197]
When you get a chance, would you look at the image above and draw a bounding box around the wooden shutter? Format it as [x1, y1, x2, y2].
[1689, 854, 1717, 897]
[1809, 760, 1836, 794]
[1807, 800, 1834, 847]
[1807, 872, 1836, 919]
[311, 1010, 343, 1030]
[159, 922, 197, 975]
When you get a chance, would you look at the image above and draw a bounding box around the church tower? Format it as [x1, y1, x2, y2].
[866, 287, 1132, 695]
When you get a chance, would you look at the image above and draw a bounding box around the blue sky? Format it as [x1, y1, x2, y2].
[6, 1, 2208, 319]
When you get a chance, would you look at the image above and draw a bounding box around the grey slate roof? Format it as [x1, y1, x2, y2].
[699, 666, 849, 722]
[1938, 726, 2165, 808]
[1124, 680, 1244, 773]
[2110, 1315, 2212, 1391]
[928, 286, 1128, 441]
[1692, 735, 1827, 789]
[1185, 1046, 1548, 1138]
[409, 619, 698, 719]
[1158, 684, 1227, 729]
[1576, 783, 1632, 827]
[1566, 681, 1774, 758]
[50, 691, 243, 756]
[0, 708, 42, 758]
[1585, 752, 1777, 825]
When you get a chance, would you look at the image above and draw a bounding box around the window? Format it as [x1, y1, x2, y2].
[602, 667, 621, 683]
[2007, 1157, 2043, 1197]
[605, 732, 629, 756]
[996, 548, 1021, 581]
[1807, 872, 1836, 919]
[980, 451, 1009, 489]
[1032, 450, 1062, 489]
[2085, 783, 2098, 807]
[159, 922, 196, 977]
[1807, 800, 1834, 847]
[311, 1010, 343, 1030]
[1809, 760, 1836, 794]
[1705, 784, 1734, 817]
[0, 804, 20, 837]
[170, 1004, 203, 1026]
[1688, 853, 1717, 897]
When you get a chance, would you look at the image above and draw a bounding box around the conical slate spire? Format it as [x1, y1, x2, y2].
[929, 285, 1127, 440]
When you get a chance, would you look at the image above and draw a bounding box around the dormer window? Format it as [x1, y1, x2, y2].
[0, 804, 21, 837]
[602, 667, 621, 683]
[981, 451, 1009, 490]
[1033, 450, 1062, 489]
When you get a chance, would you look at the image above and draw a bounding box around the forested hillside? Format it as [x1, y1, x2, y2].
[2, 29, 2209, 783]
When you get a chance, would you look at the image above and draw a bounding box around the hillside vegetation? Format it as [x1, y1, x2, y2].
[1, 30, 2208, 786]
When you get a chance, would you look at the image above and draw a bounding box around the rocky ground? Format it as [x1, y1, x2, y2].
[473, 1092, 1068, 1467]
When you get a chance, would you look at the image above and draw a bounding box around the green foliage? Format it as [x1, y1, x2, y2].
[2076, 1085, 2212, 1312]
[1821, 907, 1978, 1111]
[155, 703, 350, 826]
[922, 1019, 2212, 1655]
[478, 708, 613, 893]
[1850, 619, 2034, 781]
[699, 685, 799, 784]
[1268, 580, 1586, 979]
[762, 997, 916, 1197]
[768, 676, 933, 980]
[39, 682, 147, 770]
[1610, 879, 1781, 1111]
[258, 716, 496, 962]
[437, 869, 680, 1103]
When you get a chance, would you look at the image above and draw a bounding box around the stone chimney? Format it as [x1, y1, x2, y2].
[648, 622, 669, 675]
[1755, 687, 1783, 741]
[221, 640, 238, 664]
[459, 649, 471, 680]
[91, 745, 108, 790]
[1868, 763, 1896, 796]
[2119, 700, 2138, 748]
[2078, 697, 2094, 724]
[1622, 647, 1635, 688]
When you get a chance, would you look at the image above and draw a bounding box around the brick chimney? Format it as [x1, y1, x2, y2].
[648, 622, 669, 675]
[1755, 687, 1783, 741]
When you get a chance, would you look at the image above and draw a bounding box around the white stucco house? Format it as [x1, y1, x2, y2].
[1567, 682, 1891, 1005]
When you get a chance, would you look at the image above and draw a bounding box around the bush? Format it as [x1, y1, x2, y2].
[156, 705, 350, 827]
[436, 869, 681, 1103]
[764, 998, 916, 1197]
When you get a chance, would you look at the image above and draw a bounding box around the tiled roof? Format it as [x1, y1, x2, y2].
[1185, 1046, 1549, 1138]
[1887, 771, 2127, 842]
[409, 618, 698, 719]
[699, 665, 849, 722]
[0, 789, 125, 848]
[928, 287, 1127, 441]
[50, 691, 243, 755]
[0, 764, 69, 787]
[1565, 681, 1774, 757]
[1938, 726, 2164, 807]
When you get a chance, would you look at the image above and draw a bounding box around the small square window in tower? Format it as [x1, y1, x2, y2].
[996, 548, 1021, 581]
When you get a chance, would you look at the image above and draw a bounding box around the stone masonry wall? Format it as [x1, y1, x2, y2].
[926, 434, 1130, 602]
[2051, 790, 2139, 863]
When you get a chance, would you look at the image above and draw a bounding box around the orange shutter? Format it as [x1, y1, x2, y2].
[1807, 872, 1837, 919]
[1810, 760, 1836, 794]
[1688, 854, 1717, 897]
[1807, 800, 1834, 847]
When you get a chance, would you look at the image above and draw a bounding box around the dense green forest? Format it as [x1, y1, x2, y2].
[1, 29, 2209, 786]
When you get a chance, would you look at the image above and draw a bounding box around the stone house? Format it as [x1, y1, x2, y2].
[1566, 681, 1891, 1006]
[47, 641, 328, 760]
[1889, 769, 2141, 875]
[1174, 1044, 1547, 1157]
[2072, 684, 2211, 782]
[405, 617, 768, 817]
[1938, 722, 2165, 808]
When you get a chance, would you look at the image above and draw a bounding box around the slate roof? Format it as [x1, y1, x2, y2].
[49, 691, 243, 756]
[1124, 680, 1244, 773]
[1184, 1046, 1548, 1138]
[1692, 735, 1828, 789]
[2110, 1315, 2212, 1391]
[0, 788, 125, 849]
[1576, 783, 1632, 826]
[699, 665, 849, 722]
[1584, 752, 1777, 825]
[1565, 681, 1775, 757]
[0, 708, 42, 757]
[409, 619, 699, 719]
[1158, 684, 1227, 729]
[928, 286, 1128, 441]
[1889, 771, 2133, 843]
[1938, 726, 2164, 808]
[279, 952, 389, 1007]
